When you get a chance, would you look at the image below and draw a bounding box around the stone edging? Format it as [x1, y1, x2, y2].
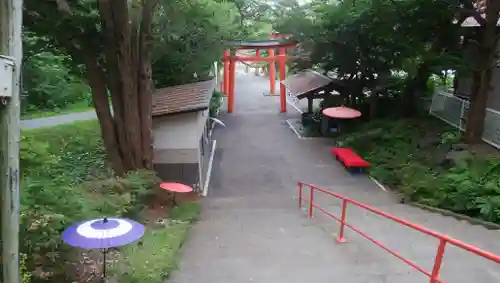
[262, 92, 280, 97]
[409, 202, 500, 230]
[285, 119, 326, 140]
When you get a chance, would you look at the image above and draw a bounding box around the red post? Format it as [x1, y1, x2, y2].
[269, 48, 276, 94]
[429, 239, 447, 283]
[337, 199, 348, 243]
[308, 187, 314, 218]
[223, 49, 230, 95]
[228, 57, 235, 113]
[298, 183, 303, 208]
[278, 47, 287, 112]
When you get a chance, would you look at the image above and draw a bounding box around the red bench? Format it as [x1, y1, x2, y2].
[330, 148, 370, 169]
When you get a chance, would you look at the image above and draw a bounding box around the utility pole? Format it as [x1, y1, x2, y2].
[0, 0, 22, 281]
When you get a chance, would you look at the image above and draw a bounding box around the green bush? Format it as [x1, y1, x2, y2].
[209, 90, 223, 117]
[20, 254, 31, 283]
[341, 118, 500, 223]
[22, 50, 91, 114]
[19, 121, 158, 281]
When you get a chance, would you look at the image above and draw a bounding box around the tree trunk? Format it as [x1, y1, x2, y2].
[79, 0, 157, 174]
[403, 64, 430, 117]
[465, 66, 493, 143]
[137, 0, 156, 169]
[465, 1, 500, 143]
[98, 0, 136, 172]
[452, 71, 458, 93]
[369, 92, 378, 120]
[83, 47, 126, 175]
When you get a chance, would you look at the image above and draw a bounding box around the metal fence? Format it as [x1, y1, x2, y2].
[298, 181, 500, 283]
[429, 90, 500, 149]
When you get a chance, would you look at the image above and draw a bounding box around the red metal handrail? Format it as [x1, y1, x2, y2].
[298, 181, 500, 283]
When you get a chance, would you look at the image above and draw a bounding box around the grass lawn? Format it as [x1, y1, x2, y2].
[22, 100, 93, 120]
[110, 202, 200, 283]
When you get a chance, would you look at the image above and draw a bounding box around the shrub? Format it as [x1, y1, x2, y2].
[209, 90, 223, 117]
[19, 121, 158, 281]
[22, 50, 91, 114]
[341, 117, 500, 223]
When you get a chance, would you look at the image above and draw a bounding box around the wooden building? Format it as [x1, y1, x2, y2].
[152, 79, 216, 193]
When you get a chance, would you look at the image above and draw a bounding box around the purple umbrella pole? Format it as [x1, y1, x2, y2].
[62, 217, 145, 278]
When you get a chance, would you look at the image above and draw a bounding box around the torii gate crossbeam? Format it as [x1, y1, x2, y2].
[220, 34, 297, 113]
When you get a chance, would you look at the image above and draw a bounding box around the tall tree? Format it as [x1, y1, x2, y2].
[152, 0, 240, 87]
[229, 0, 274, 38]
[463, 0, 500, 143]
[24, 0, 158, 174]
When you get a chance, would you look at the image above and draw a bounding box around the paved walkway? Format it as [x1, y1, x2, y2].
[169, 65, 500, 283]
[21, 110, 97, 129]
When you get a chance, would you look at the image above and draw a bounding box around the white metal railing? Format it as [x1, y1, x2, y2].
[429, 90, 500, 149]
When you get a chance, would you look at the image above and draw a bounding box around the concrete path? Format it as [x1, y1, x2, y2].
[169, 64, 500, 283]
[21, 110, 97, 129]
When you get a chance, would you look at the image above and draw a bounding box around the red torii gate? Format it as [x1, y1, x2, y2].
[220, 34, 297, 113]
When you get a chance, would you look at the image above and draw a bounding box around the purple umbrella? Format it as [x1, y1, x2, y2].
[62, 217, 145, 277]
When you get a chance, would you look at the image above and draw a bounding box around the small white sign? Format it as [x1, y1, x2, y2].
[0, 55, 15, 98]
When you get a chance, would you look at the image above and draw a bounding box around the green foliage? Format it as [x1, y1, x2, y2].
[21, 120, 108, 183]
[20, 254, 31, 283]
[276, 0, 463, 116]
[152, 0, 241, 87]
[341, 118, 500, 223]
[169, 202, 201, 222]
[230, 0, 275, 39]
[22, 32, 91, 115]
[209, 90, 223, 117]
[439, 130, 461, 145]
[19, 121, 158, 281]
[110, 202, 200, 283]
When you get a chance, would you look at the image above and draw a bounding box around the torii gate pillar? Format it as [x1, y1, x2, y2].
[223, 49, 230, 95]
[269, 48, 276, 95]
[278, 47, 287, 113]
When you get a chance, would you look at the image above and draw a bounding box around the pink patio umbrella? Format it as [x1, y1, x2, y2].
[322, 106, 362, 119]
[321, 106, 362, 135]
[160, 182, 194, 207]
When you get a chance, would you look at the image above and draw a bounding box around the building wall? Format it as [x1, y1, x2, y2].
[154, 163, 200, 191]
[152, 110, 210, 191]
[199, 117, 213, 190]
[153, 112, 202, 151]
[154, 148, 198, 164]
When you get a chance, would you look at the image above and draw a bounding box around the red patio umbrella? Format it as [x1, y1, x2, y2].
[322, 106, 361, 119]
[160, 182, 193, 207]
